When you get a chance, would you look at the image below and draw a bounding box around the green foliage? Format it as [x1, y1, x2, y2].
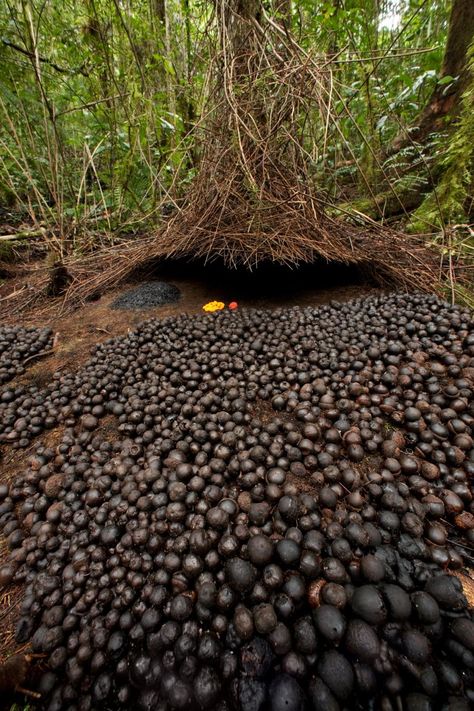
[0, 0, 209, 251]
[453, 282, 474, 309]
[0, 0, 464, 258]
[408, 41, 474, 233]
[297, 0, 450, 153]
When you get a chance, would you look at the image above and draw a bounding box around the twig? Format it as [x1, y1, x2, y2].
[0, 286, 27, 303]
[22, 348, 55, 366]
[0, 229, 45, 242]
[331, 46, 439, 64]
[1, 38, 89, 76]
[55, 94, 130, 118]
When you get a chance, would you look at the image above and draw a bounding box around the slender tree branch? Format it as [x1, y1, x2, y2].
[1, 37, 89, 76]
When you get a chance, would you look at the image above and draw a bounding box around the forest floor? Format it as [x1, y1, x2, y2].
[1, 266, 473, 708]
[0, 260, 378, 369]
[0, 266, 377, 674]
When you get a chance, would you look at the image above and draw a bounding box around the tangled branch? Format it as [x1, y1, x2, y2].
[4, 6, 447, 317]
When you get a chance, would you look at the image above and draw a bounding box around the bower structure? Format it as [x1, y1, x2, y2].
[2, 1, 441, 316]
[61, 1, 438, 307]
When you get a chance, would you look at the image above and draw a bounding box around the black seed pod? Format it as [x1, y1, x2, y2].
[351, 586, 386, 625]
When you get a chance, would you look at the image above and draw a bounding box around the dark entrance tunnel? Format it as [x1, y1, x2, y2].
[141, 256, 379, 309]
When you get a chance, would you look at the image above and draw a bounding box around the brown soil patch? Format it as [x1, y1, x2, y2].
[352, 455, 383, 484]
[287, 471, 321, 498]
[454, 570, 474, 608]
[0, 424, 66, 487]
[95, 413, 120, 443]
[249, 397, 278, 425]
[249, 397, 304, 431]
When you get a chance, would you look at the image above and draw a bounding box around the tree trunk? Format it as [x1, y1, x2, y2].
[392, 0, 474, 151]
[152, 0, 165, 23]
[337, 177, 430, 222]
[405, 40, 474, 232]
[216, 0, 262, 55]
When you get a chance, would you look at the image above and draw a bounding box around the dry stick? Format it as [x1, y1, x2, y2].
[331, 46, 439, 64]
[24, 5, 56, 195]
[56, 94, 130, 118]
[11, 83, 56, 221]
[22, 347, 55, 367]
[0, 230, 45, 242]
[0, 286, 27, 304]
[1, 37, 87, 75]
[76, 136, 107, 217]
[84, 143, 112, 235]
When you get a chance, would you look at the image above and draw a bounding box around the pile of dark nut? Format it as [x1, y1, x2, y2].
[0, 326, 53, 385]
[0, 293, 473, 711]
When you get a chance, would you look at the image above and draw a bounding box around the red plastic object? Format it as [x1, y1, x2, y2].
[229, 301, 238, 310]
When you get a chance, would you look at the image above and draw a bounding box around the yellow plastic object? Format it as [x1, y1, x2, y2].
[202, 301, 225, 312]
